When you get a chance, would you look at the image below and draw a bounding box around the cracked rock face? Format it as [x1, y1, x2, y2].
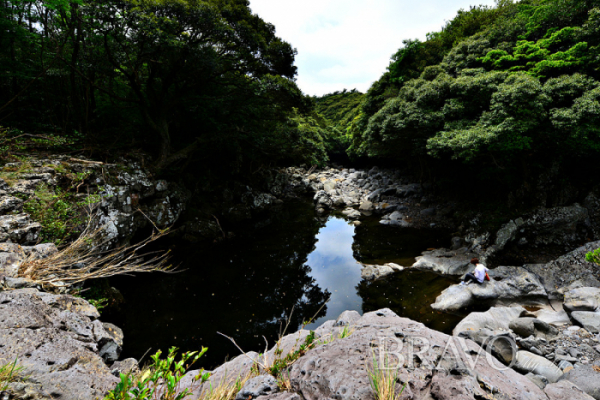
[0, 289, 119, 400]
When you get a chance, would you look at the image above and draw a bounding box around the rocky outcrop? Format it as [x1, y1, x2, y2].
[360, 262, 403, 281]
[523, 241, 600, 300]
[183, 309, 549, 400]
[412, 247, 479, 276]
[431, 266, 549, 312]
[0, 288, 120, 399]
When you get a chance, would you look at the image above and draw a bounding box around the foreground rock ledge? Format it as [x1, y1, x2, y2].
[183, 309, 559, 400]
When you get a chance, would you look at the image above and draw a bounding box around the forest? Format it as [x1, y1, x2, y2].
[2, 0, 600, 198]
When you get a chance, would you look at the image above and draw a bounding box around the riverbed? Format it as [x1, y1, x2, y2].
[105, 199, 460, 368]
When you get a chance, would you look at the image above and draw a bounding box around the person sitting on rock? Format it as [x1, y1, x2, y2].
[460, 258, 489, 285]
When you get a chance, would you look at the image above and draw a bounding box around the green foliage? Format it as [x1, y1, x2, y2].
[104, 347, 210, 400]
[266, 331, 316, 378]
[586, 248, 600, 265]
[368, 348, 406, 400]
[350, 0, 600, 190]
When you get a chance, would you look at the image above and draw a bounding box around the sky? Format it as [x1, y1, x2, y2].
[249, 0, 498, 96]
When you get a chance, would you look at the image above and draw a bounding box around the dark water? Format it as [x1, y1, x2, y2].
[105, 199, 460, 369]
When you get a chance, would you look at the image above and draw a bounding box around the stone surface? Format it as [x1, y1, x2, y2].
[235, 375, 279, 400]
[360, 263, 403, 281]
[0, 289, 119, 399]
[571, 311, 600, 333]
[513, 350, 564, 383]
[431, 266, 548, 312]
[509, 317, 559, 339]
[564, 287, 600, 312]
[453, 306, 525, 335]
[412, 248, 478, 276]
[545, 380, 596, 400]
[559, 365, 600, 399]
[524, 241, 600, 300]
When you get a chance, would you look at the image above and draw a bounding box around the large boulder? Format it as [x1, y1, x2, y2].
[431, 266, 548, 313]
[360, 263, 404, 281]
[0, 289, 119, 399]
[559, 365, 600, 399]
[509, 317, 559, 339]
[524, 241, 600, 300]
[545, 380, 595, 400]
[563, 287, 600, 312]
[570, 311, 600, 333]
[453, 306, 525, 335]
[412, 247, 479, 276]
[183, 309, 548, 400]
[513, 351, 564, 383]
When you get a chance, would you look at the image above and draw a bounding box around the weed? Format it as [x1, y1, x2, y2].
[0, 358, 24, 391]
[198, 371, 252, 400]
[368, 347, 406, 400]
[267, 331, 316, 378]
[104, 347, 210, 400]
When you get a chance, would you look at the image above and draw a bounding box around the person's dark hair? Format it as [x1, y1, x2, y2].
[470, 258, 479, 265]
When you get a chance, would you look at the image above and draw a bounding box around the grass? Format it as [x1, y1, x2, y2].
[368, 347, 406, 400]
[0, 358, 24, 391]
[197, 371, 252, 400]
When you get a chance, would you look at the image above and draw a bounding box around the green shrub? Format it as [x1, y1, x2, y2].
[105, 347, 210, 400]
[586, 248, 600, 265]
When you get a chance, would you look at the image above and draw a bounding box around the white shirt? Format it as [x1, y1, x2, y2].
[473, 264, 489, 283]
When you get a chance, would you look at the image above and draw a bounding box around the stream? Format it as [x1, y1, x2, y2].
[105, 199, 460, 369]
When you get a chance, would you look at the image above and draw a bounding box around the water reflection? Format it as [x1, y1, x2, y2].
[304, 218, 362, 330]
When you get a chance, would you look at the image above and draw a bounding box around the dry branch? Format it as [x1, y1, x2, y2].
[18, 219, 172, 289]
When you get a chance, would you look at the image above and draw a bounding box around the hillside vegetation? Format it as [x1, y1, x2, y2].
[0, 0, 329, 177]
[347, 0, 600, 200]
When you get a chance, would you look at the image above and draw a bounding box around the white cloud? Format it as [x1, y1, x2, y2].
[249, 0, 498, 96]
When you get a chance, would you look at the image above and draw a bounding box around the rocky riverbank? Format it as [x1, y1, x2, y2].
[2, 160, 600, 399]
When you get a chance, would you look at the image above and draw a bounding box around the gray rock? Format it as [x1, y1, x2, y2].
[453, 306, 525, 335]
[0, 195, 23, 214]
[358, 200, 373, 211]
[509, 318, 559, 339]
[514, 351, 564, 383]
[98, 322, 124, 363]
[361, 263, 403, 281]
[0, 289, 119, 399]
[559, 365, 600, 399]
[0, 251, 22, 277]
[341, 208, 361, 220]
[526, 372, 548, 389]
[111, 358, 140, 377]
[564, 287, 600, 312]
[235, 375, 279, 400]
[366, 189, 383, 202]
[571, 311, 600, 333]
[335, 310, 361, 327]
[276, 309, 546, 400]
[412, 248, 478, 276]
[495, 218, 524, 250]
[545, 380, 596, 400]
[524, 241, 600, 300]
[451, 236, 463, 250]
[432, 266, 548, 313]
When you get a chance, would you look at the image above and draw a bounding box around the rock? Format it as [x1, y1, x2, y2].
[564, 287, 600, 312]
[412, 248, 478, 276]
[533, 308, 571, 326]
[514, 351, 564, 383]
[451, 236, 463, 250]
[524, 241, 600, 300]
[358, 200, 373, 211]
[0, 214, 41, 244]
[235, 375, 279, 400]
[313, 190, 332, 208]
[420, 207, 436, 216]
[271, 309, 547, 400]
[111, 358, 140, 377]
[526, 373, 548, 389]
[545, 380, 596, 400]
[453, 306, 525, 335]
[3, 276, 36, 289]
[495, 218, 524, 250]
[559, 365, 600, 399]
[360, 263, 403, 281]
[0, 195, 23, 214]
[341, 208, 361, 220]
[98, 322, 124, 363]
[432, 266, 548, 313]
[0, 289, 119, 399]
[0, 251, 22, 277]
[335, 310, 361, 327]
[323, 180, 336, 194]
[366, 189, 383, 202]
[509, 318, 559, 339]
[388, 211, 403, 221]
[571, 311, 600, 333]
